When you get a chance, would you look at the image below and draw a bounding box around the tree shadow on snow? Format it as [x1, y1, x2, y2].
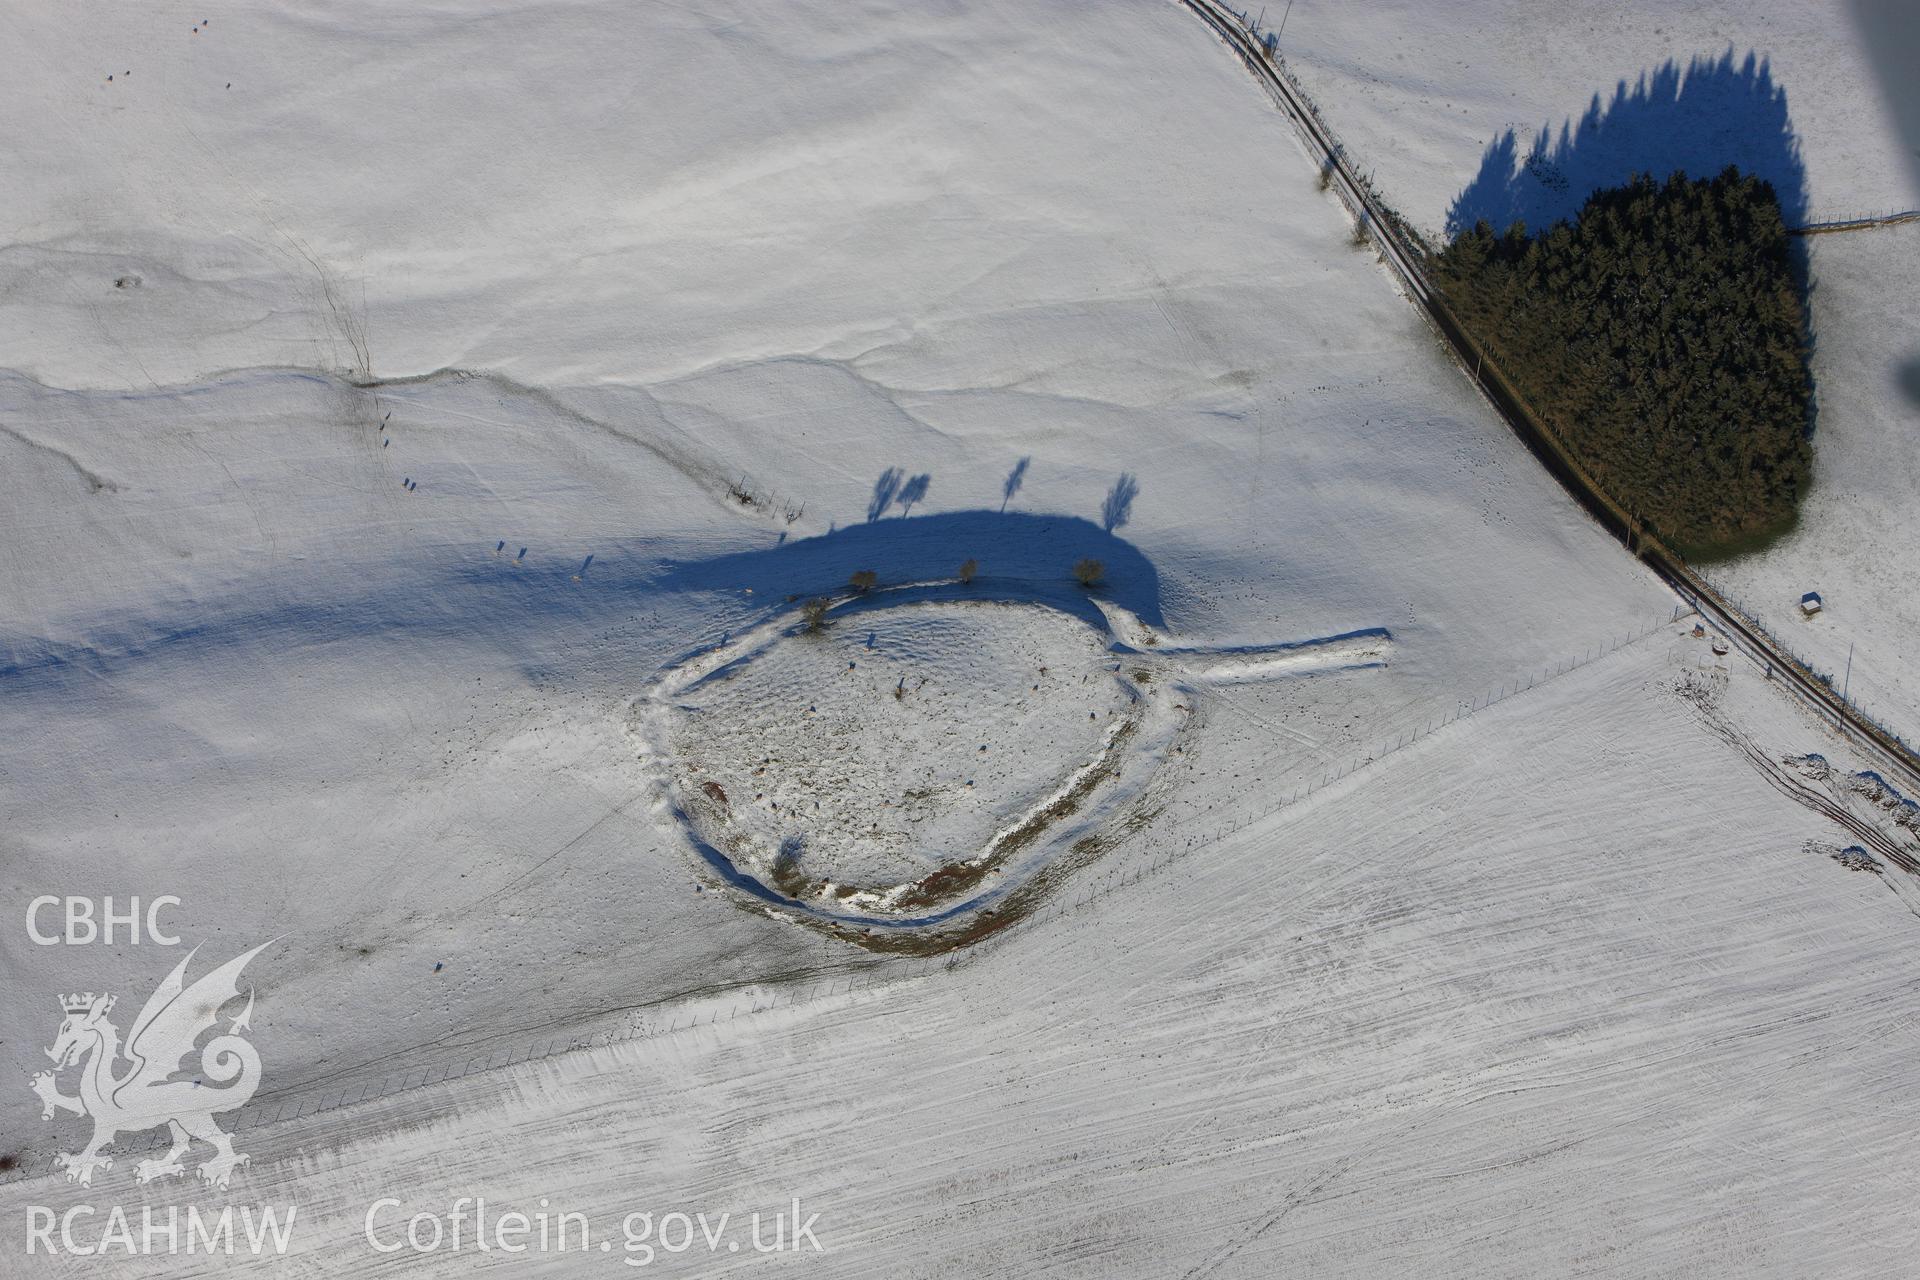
[652, 510, 1166, 629]
[1446, 50, 1810, 239]
[0, 513, 1166, 694]
[1897, 355, 1920, 411]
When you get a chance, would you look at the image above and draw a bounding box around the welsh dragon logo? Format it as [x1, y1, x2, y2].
[30, 941, 274, 1189]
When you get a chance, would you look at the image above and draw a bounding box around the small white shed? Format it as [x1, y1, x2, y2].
[1799, 591, 1823, 617]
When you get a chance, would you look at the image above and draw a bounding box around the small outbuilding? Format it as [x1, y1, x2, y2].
[1800, 591, 1823, 617]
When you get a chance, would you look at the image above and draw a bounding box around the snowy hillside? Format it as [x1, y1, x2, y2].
[2, 1, 1917, 1275]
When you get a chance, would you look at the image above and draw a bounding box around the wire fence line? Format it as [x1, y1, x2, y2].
[1694, 583, 1912, 757]
[1016, 605, 1690, 933]
[204, 606, 1695, 1143]
[1787, 209, 1920, 236]
[34, 594, 1808, 1178]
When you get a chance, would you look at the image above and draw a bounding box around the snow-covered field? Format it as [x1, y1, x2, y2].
[2, 1, 1917, 1275]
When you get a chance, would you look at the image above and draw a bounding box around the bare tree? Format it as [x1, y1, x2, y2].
[800, 598, 831, 632]
[957, 557, 979, 585]
[849, 569, 878, 593]
[1073, 558, 1105, 587]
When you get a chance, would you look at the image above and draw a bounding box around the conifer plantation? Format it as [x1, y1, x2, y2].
[1432, 168, 1813, 556]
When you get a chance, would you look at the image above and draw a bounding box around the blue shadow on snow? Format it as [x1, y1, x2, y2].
[0, 512, 1165, 694]
[1446, 50, 1810, 238]
[650, 510, 1166, 630]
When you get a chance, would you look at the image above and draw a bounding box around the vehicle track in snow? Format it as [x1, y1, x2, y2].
[1694, 705, 1920, 878]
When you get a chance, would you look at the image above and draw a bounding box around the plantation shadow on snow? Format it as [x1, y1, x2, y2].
[1447, 50, 1810, 238]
